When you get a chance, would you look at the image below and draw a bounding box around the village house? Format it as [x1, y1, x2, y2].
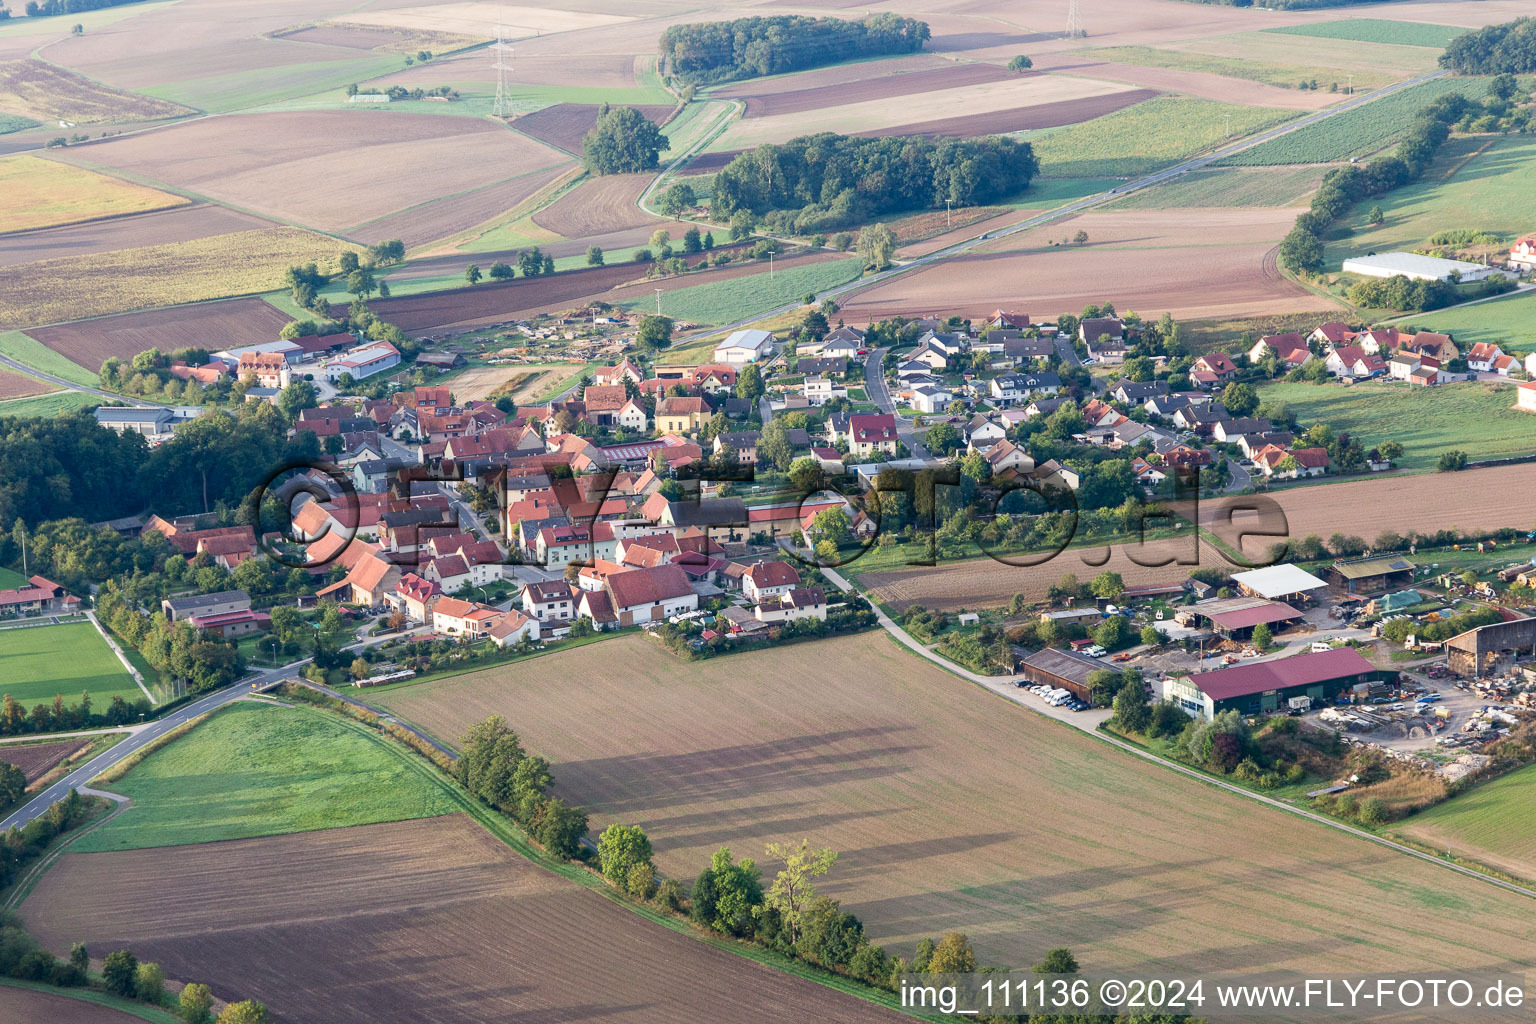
[0, 575, 74, 618]
[487, 609, 540, 647]
[1518, 381, 1536, 414]
[714, 431, 761, 465]
[989, 371, 1061, 405]
[1085, 337, 1127, 363]
[1509, 237, 1536, 271]
[1078, 317, 1124, 345]
[1247, 332, 1312, 367]
[604, 563, 699, 626]
[392, 573, 441, 623]
[754, 586, 828, 624]
[1190, 352, 1238, 387]
[847, 413, 899, 457]
[655, 396, 709, 434]
[909, 384, 952, 414]
[742, 560, 801, 603]
[238, 351, 290, 389]
[431, 597, 502, 639]
[161, 589, 251, 622]
[522, 580, 576, 623]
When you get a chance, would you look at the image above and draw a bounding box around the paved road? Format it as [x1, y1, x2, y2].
[822, 567, 1536, 904]
[0, 659, 309, 832]
[0, 353, 166, 407]
[1225, 458, 1253, 492]
[864, 348, 931, 459]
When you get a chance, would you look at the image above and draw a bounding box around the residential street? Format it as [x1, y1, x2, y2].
[865, 348, 931, 459]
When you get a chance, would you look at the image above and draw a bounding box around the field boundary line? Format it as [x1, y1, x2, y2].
[86, 610, 156, 704]
[0, 978, 182, 1024]
[823, 567, 1536, 905]
[3, 788, 129, 911]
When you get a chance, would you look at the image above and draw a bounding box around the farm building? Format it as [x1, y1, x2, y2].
[1340, 252, 1505, 284]
[1517, 381, 1536, 414]
[713, 329, 774, 364]
[95, 407, 176, 437]
[1230, 564, 1329, 604]
[161, 589, 252, 622]
[1446, 617, 1536, 678]
[1327, 555, 1416, 594]
[1018, 648, 1104, 703]
[1163, 647, 1386, 719]
[1177, 595, 1303, 640]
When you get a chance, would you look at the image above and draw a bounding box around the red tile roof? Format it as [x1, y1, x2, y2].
[605, 564, 694, 609]
[1188, 647, 1376, 701]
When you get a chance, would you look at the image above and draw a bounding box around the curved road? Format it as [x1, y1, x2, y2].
[0, 659, 309, 832]
[0, 352, 166, 407]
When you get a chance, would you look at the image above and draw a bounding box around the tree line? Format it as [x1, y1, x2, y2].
[455, 715, 589, 857]
[1441, 17, 1536, 74]
[711, 133, 1038, 234]
[659, 14, 929, 85]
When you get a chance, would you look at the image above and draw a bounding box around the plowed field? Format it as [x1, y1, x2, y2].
[514, 103, 674, 157]
[30, 295, 292, 368]
[0, 367, 49, 399]
[26, 815, 901, 1024]
[372, 633, 1536, 977]
[531, 173, 656, 237]
[739, 63, 1012, 118]
[0, 737, 88, 781]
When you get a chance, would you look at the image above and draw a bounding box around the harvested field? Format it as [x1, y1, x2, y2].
[0, 737, 88, 782]
[369, 247, 829, 332]
[0, 203, 274, 268]
[378, 51, 644, 90]
[1164, 32, 1442, 78]
[514, 103, 675, 157]
[449, 362, 578, 403]
[59, 111, 573, 237]
[0, 57, 191, 123]
[1400, 764, 1536, 883]
[280, 22, 487, 54]
[371, 633, 1536, 976]
[1071, 47, 1393, 101]
[713, 74, 1140, 150]
[27, 814, 901, 1024]
[862, 538, 1233, 612]
[347, 163, 574, 248]
[532, 173, 657, 237]
[0, 155, 188, 235]
[841, 207, 1336, 324]
[855, 88, 1159, 141]
[341, 2, 633, 39]
[0, 227, 357, 330]
[0, 368, 49, 399]
[739, 63, 1013, 118]
[29, 295, 293, 369]
[0, 986, 144, 1022]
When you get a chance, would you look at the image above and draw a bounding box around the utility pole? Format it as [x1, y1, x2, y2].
[654, 288, 662, 315]
[946, 198, 952, 229]
[769, 251, 775, 279]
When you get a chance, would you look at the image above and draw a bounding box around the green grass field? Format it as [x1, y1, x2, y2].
[1167, 31, 1444, 77]
[0, 566, 24, 588]
[1221, 77, 1491, 166]
[1261, 19, 1464, 49]
[1010, 176, 1126, 207]
[1110, 166, 1322, 209]
[1401, 764, 1536, 881]
[1409, 290, 1536, 355]
[0, 391, 98, 420]
[0, 330, 98, 386]
[1258, 379, 1536, 472]
[76, 702, 459, 852]
[1086, 45, 1397, 93]
[143, 54, 403, 113]
[1028, 98, 1299, 178]
[1323, 135, 1536, 270]
[621, 257, 863, 325]
[0, 621, 144, 709]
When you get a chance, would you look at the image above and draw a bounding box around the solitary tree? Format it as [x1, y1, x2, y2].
[637, 315, 673, 352]
[856, 222, 896, 270]
[180, 984, 214, 1024]
[1008, 54, 1033, 72]
[1034, 948, 1079, 974]
[465, 264, 482, 285]
[1250, 622, 1273, 651]
[586, 245, 605, 266]
[1367, 205, 1385, 226]
[764, 839, 838, 945]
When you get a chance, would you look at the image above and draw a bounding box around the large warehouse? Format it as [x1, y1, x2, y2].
[1163, 647, 1387, 719]
[1019, 647, 1104, 702]
[1340, 252, 1506, 284]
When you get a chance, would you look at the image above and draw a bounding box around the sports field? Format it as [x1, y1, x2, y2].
[1399, 764, 1536, 882]
[1324, 135, 1536, 270]
[0, 155, 188, 235]
[1257, 379, 1534, 472]
[373, 632, 1536, 976]
[77, 702, 458, 852]
[1027, 98, 1298, 178]
[0, 621, 142, 709]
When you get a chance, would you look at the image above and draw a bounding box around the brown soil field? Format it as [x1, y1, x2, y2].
[30, 296, 292, 369]
[373, 633, 1536, 976]
[739, 63, 1014, 119]
[513, 103, 675, 158]
[0, 985, 144, 1023]
[347, 163, 574, 248]
[841, 207, 1336, 324]
[58, 112, 573, 236]
[862, 537, 1234, 612]
[449, 362, 577, 402]
[0, 204, 274, 269]
[0, 368, 51, 401]
[680, 149, 740, 175]
[370, 247, 829, 332]
[26, 814, 900, 1024]
[275, 23, 408, 49]
[0, 58, 191, 124]
[894, 209, 1038, 260]
[1028, 52, 1337, 110]
[716, 74, 1137, 150]
[0, 737, 89, 782]
[532, 173, 657, 237]
[856, 88, 1159, 140]
[712, 53, 950, 99]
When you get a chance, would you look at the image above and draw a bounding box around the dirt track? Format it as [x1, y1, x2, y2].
[26, 814, 901, 1024]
